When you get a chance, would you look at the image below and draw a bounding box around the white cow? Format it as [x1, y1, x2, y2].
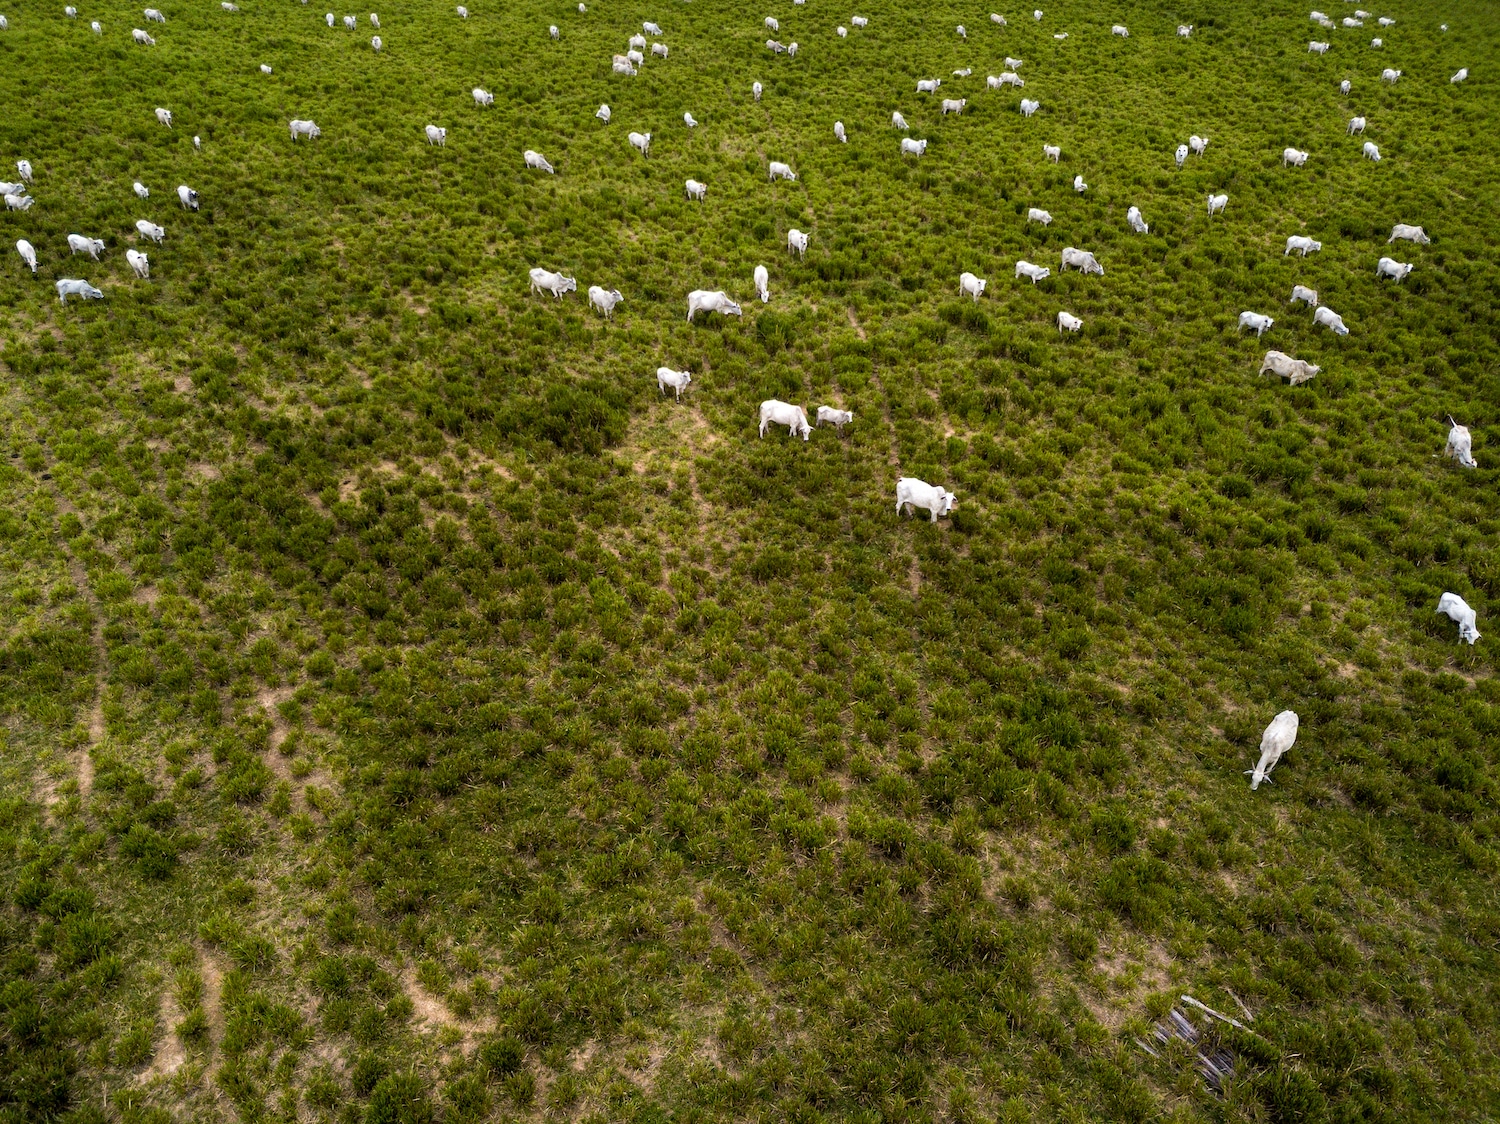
[524, 150, 555, 173]
[133, 181, 150, 198]
[455, 4, 468, 14]
[1207, 193, 1228, 216]
[628, 131, 651, 155]
[144, 7, 165, 22]
[1381, 67, 1400, 83]
[370, 36, 381, 50]
[959, 272, 986, 300]
[765, 15, 778, 31]
[612, 58, 636, 75]
[1043, 144, 1060, 161]
[643, 21, 661, 35]
[325, 13, 334, 26]
[686, 290, 742, 322]
[953, 68, 972, 77]
[587, 286, 624, 318]
[834, 121, 847, 142]
[0, 181, 24, 196]
[594, 103, 609, 121]
[900, 138, 927, 155]
[344, 15, 357, 29]
[1363, 141, 1381, 161]
[1371, 37, 1382, 47]
[290, 119, 322, 140]
[1340, 79, 1351, 94]
[1285, 235, 1321, 256]
[991, 72, 1024, 87]
[940, 98, 965, 115]
[136, 220, 165, 243]
[1027, 207, 1052, 225]
[1446, 419, 1477, 468]
[768, 161, 796, 181]
[548, 24, 558, 38]
[1175, 144, 1188, 168]
[1015, 261, 1050, 283]
[528, 268, 576, 298]
[817, 406, 853, 429]
[177, 185, 199, 210]
[1189, 135, 1208, 154]
[628, 33, 645, 49]
[992, 13, 1006, 24]
[1111, 24, 1128, 36]
[1308, 40, 1329, 54]
[1178, 24, 1191, 36]
[759, 400, 811, 441]
[787, 229, 809, 257]
[1437, 592, 1480, 644]
[1290, 285, 1318, 307]
[1376, 257, 1412, 281]
[68, 235, 105, 260]
[1283, 147, 1309, 167]
[851, 15, 867, 27]
[370, 13, 378, 26]
[956, 24, 966, 38]
[1247, 711, 1298, 790]
[4, 193, 34, 212]
[1073, 174, 1087, 193]
[92, 20, 101, 32]
[1057, 311, 1082, 332]
[16, 239, 37, 273]
[474, 89, 495, 107]
[1033, 9, 1043, 20]
[682, 112, 697, 127]
[1451, 68, 1468, 84]
[1060, 247, 1103, 275]
[1259, 350, 1320, 384]
[1005, 57, 1023, 71]
[837, 25, 847, 37]
[896, 477, 956, 522]
[1313, 306, 1349, 335]
[891, 111, 908, 129]
[126, 248, 150, 278]
[754, 264, 769, 302]
[766, 39, 785, 52]
[1342, 15, 1362, 26]
[652, 42, 667, 57]
[56, 279, 104, 303]
[685, 179, 706, 200]
[1238, 311, 1275, 337]
[1378, 14, 1394, 24]
[260, 63, 272, 73]
[1348, 115, 1366, 134]
[155, 107, 173, 128]
[133, 28, 156, 44]
[1388, 223, 1429, 244]
[1126, 206, 1148, 234]
[425, 125, 446, 146]
[753, 81, 763, 101]
[917, 78, 941, 93]
[17, 161, 32, 184]
[1019, 98, 1039, 116]
[657, 368, 692, 400]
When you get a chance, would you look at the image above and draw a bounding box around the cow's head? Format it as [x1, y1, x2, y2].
[724, 299, 743, 317]
[939, 490, 956, 515]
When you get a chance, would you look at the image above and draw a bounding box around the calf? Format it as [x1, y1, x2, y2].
[1060, 247, 1103, 275]
[1313, 306, 1349, 335]
[1247, 711, 1298, 790]
[1284, 235, 1321, 256]
[588, 286, 624, 318]
[528, 267, 577, 298]
[524, 150, 556, 173]
[1446, 418, 1477, 468]
[1259, 350, 1320, 384]
[126, 249, 150, 278]
[787, 229, 809, 257]
[759, 400, 811, 441]
[1289, 285, 1318, 306]
[1207, 193, 1228, 216]
[68, 234, 105, 260]
[1238, 311, 1274, 337]
[1388, 223, 1429, 244]
[1015, 261, 1050, 283]
[816, 406, 853, 429]
[1436, 592, 1480, 644]
[657, 368, 692, 400]
[959, 271, 986, 300]
[686, 290, 742, 321]
[1057, 311, 1082, 332]
[1375, 256, 1412, 281]
[56, 278, 104, 303]
[896, 477, 956, 522]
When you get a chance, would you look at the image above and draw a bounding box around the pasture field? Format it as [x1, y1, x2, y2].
[3, 0, 1500, 1119]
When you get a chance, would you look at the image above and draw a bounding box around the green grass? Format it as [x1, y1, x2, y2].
[2, 0, 1500, 1121]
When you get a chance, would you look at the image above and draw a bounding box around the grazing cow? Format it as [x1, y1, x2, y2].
[1437, 592, 1481, 644]
[136, 220, 165, 243]
[16, 239, 37, 273]
[1282, 147, 1309, 167]
[917, 78, 940, 93]
[686, 289, 742, 321]
[837, 25, 847, 36]
[15, 161, 29, 184]
[1446, 418, 1477, 468]
[643, 21, 661, 35]
[753, 81, 763, 100]
[595, 103, 609, 121]
[1247, 711, 1298, 790]
[1004, 56, 1023, 71]
[1340, 79, 1351, 93]
[769, 161, 796, 181]
[834, 121, 847, 142]
[627, 48, 644, 64]
[685, 178, 706, 200]
[177, 185, 199, 210]
[1057, 311, 1082, 332]
[425, 125, 446, 146]
[133, 181, 150, 198]
[765, 15, 778, 31]
[1178, 24, 1191, 35]
[956, 24, 966, 38]
[817, 406, 853, 429]
[1111, 24, 1128, 36]
[1371, 37, 1382, 47]
[1015, 261, 1051, 283]
[683, 112, 698, 127]
[260, 63, 272, 73]
[652, 42, 667, 57]
[455, 6, 466, 15]
[4, 193, 34, 212]
[1363, 141, 1380, 161]
[1451, 68, 1468, 83]
[68, 235, 105, 260]
[1388, 223, 1429, 244]
[344, 15, 357, 29]
[1259, 350, 1320, 384]
[1189, 135, 1208, 154]
[1060, 247, 1103, 275]
[953, 68, 972, 77]
[628, 131, 651, 155]
[1073, 174, 1087, 193]
[1290, 285, 1318, 306]
[1207, 193, 1229, 216]
[754, 264, 769, 302]
[959, 272, 986, 301]
[528, 268, 576, 298]
[991, 72, 1023, 87]
[1381, 67, 1400, 83]
[371, 12, 378, 26]
[325, 12, 334, 26]
[290, 119, 321, 141]
[992, 13, 1006, 24]
[891, 111, 908, 129]
[525, 150, 555, 173]
[1342, 15, 1362, 26]
[766, 39, 785, 52]
[851, 15, 867, 26]
[1027, 207, 1052, 225]
[145, 7, 165, 22]
[126, 249, 150, 278]
[1126, 206, 1148, 234]
[56, 279, 104, 303]
[1348, 115, 1365, 134]
[1285, 235, 1321, 256]
[65, 3, 76, 13]
[1308, 40, 1329, 54]
[1313, 306, 1349, 335]
[1020, 98, 1039, 116]
[1175, 144, 1188, 167]
[1043, 144, 1060, 161]
[1239, 311, 1274, 337]
[0, 181, 24, 196]
[613, 59, 636, 75]
[1376, 257, 1412, 281]
[940, 98, 965, 115]
[193, 136, 201, 149]
[900, 137, 927, 155]
[759, 400, 811, 441]
[133, 28, 156, 43]
[587, 286, 624, 318]
[896, 477, 956, 522]
[92, 19, 102, 31]
[224, 3, 240, 11]
[787, 229, 809, 257]
[657, 368, 693, 400]
[155, 107, 173, 128]
[371, 36, 381, 50]
[629, 32, 646, 48]
[474, 89, 495, 107]
[1377, 15, 1394, 24]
